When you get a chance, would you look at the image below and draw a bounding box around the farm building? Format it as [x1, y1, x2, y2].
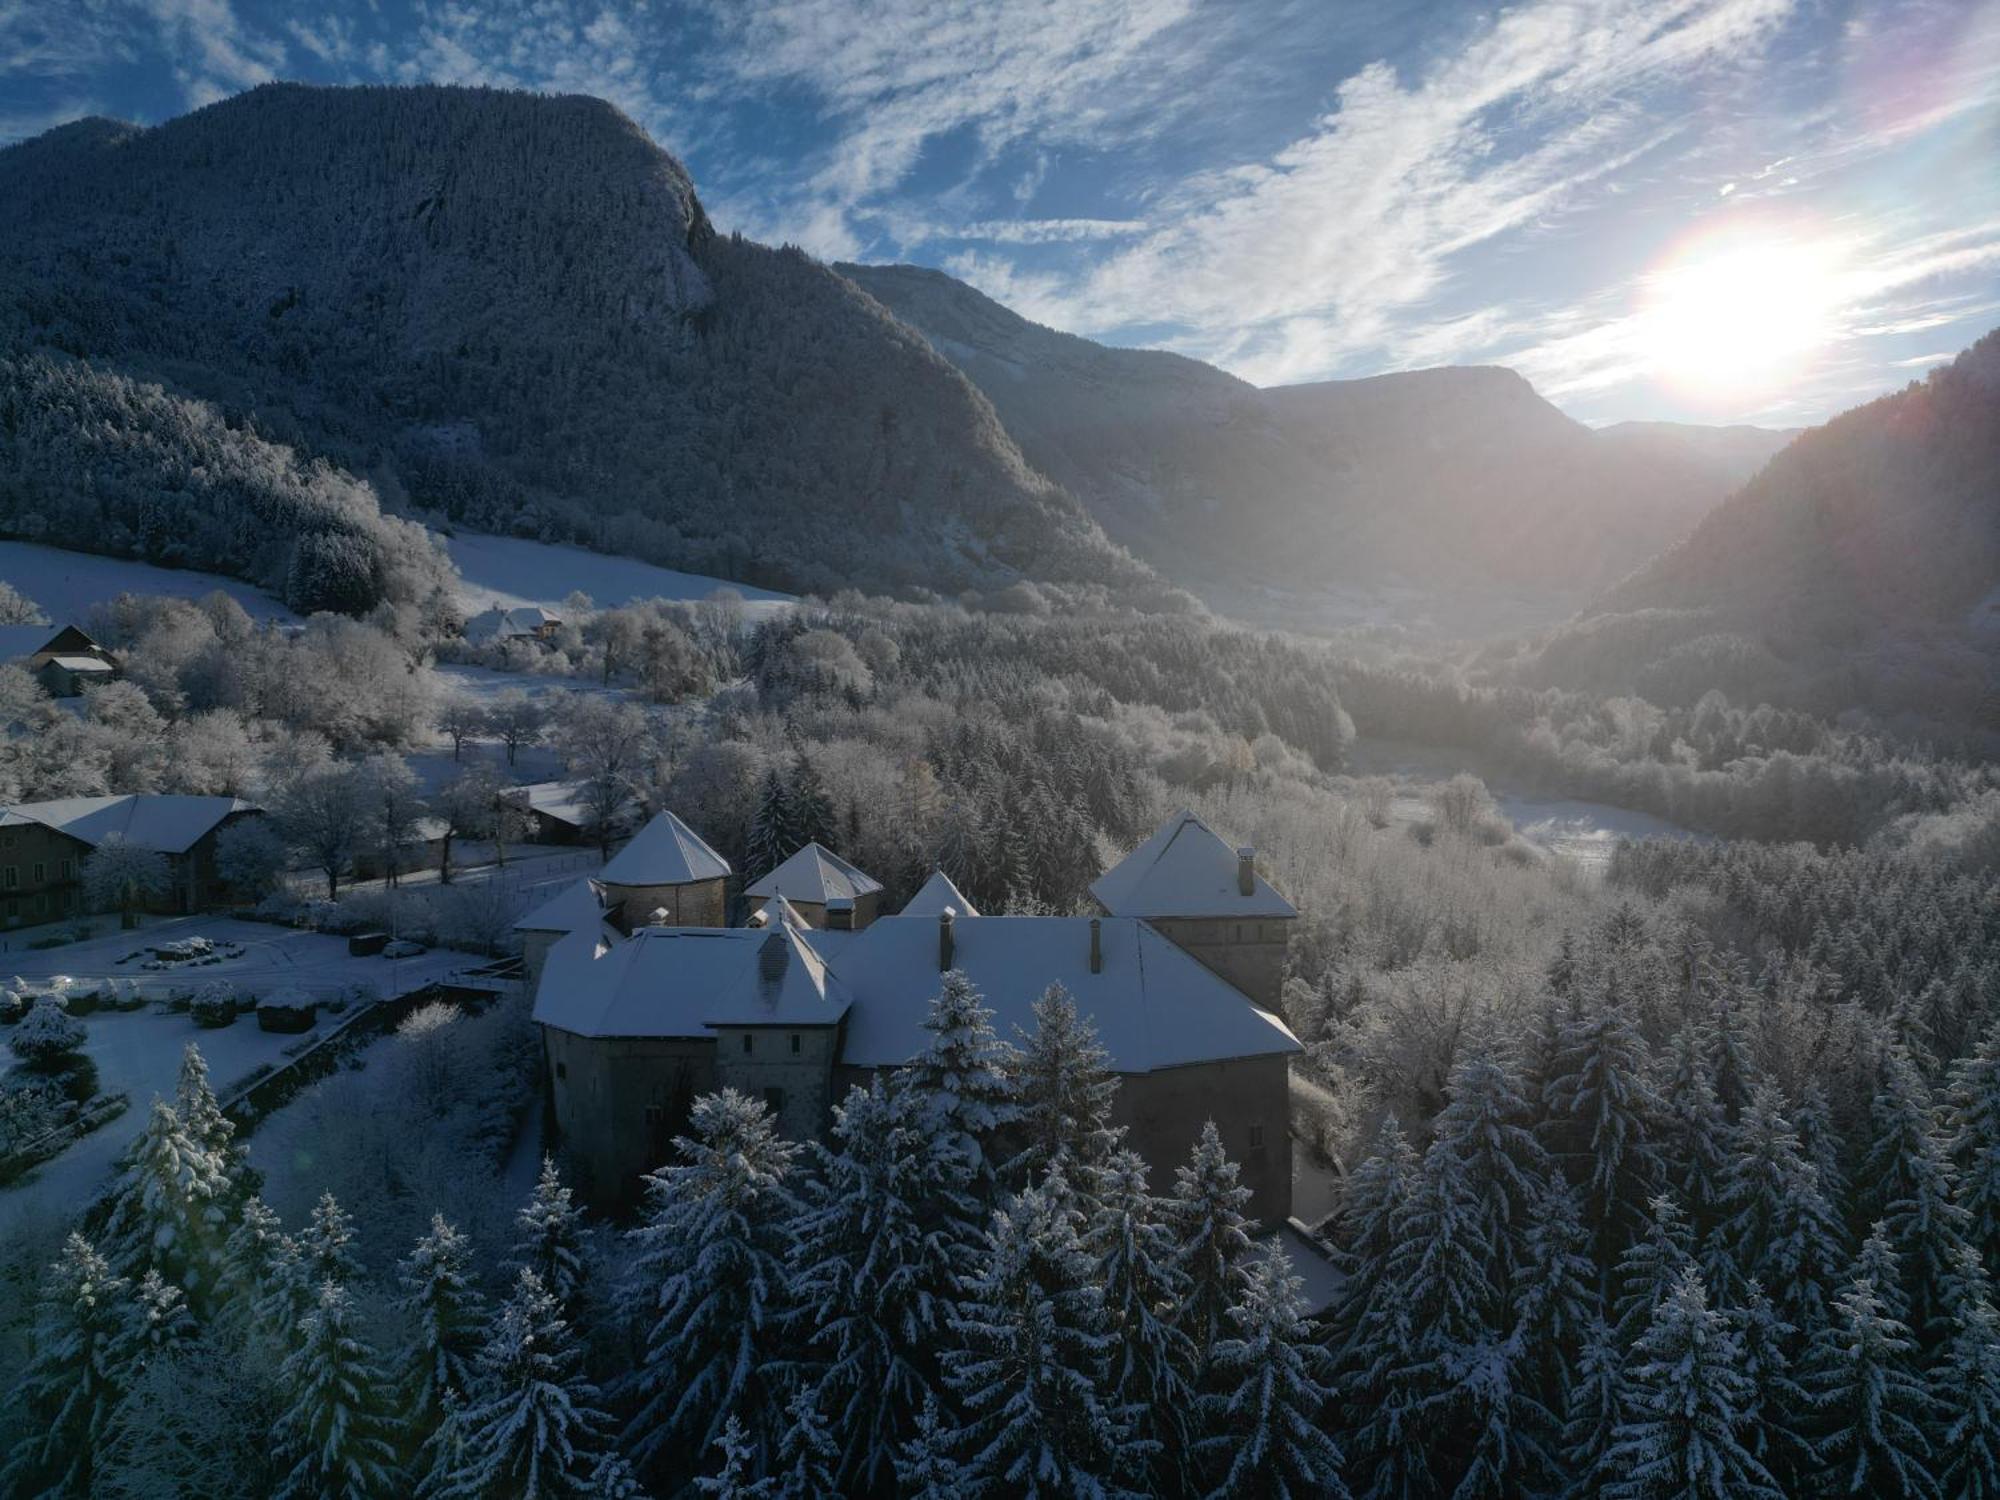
[0, 794, 265, 923]
[0, 623, 117, 697]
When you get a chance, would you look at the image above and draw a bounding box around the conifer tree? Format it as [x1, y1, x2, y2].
[175, 1041, 253, 1198]
[133, 1268, 194, 1357]
[1947, 1018, 2000, 1265]
[895, 1394, 965, 1500]
[625, 1089, 799, 1474]
[1794, 1076, 1850, 1213]
[786, 1075, 975, 1491]
[695, 1416, 760, 1499]
[98, 1097, 232, 1304]
[765, 1384, 839, 1500]
[1559, 1316, 1626, 1495]
[1657, 1023, 1729, 1235]
[787, 752, 835, 852]
[1431, 1044, 1550, 1293]
[1090, 1146, 1197, 1490]
[447, 1267, 610, 1500]
[1324, 1116, 1419, 1373]
[397, 1213, 487, 1464]
[1935, 1245, 2000, 1500]
[1196, 1239, 1349, 1500]
[1733, 1284, 1811, 1492]
[222, 1193, 287, 1319]
[1715, 1079, 1846, 1332]
[904, 969, 1019, 1191]
[1800, 1267, 1938, 1499]
[1601, 1266, 1785, 1500]
[272, 1279, 398, 1500]
[1864, 1044, 1972, 1344]
[1168, 1119, 1255, 1371]
[515, 1155, 587, 1315]
[1610, 1194, 1695, 1347]
[301, 1190, 361, 1288]
[943, 1165, 1142, 1497]
[1538, 993, 1664, 1276]
[8, 1233, 141, 1496]
[1513, 1178, 1599, 1419]
[256, 1232, 317, 1346]
[746, 768, 792, 880]
[1006, 981, 1122, 1186]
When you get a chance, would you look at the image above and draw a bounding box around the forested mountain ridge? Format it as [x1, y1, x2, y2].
[841, 261, 1786, 603]
[1515, 328, 2000, 735]
[0, 84, 1154, 606]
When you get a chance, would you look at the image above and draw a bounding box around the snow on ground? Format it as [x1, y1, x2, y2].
[0, 914, 472, 1235]
[444, 532, 794, 617]
[0, 540, 297, 625]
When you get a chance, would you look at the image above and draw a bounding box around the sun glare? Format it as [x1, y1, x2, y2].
[1640, 232, 1845, 403]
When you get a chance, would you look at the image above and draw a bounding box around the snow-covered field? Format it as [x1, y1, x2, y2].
[0, 540, 297, 625]
[445, 532, 794, 617]
[0, 914, 473, 1235]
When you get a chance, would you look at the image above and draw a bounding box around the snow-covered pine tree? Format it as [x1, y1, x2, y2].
[1610, 1194, 1695, 1348]
[1005, 981, 1122, 1188]
[301, 1190, 361, 1288]
[175, 1041, 254, 1200]
[1732, 1283, 1811, 1492]
[271, 1279, 399, 1500]
[943, 1164, 1142, 1497]
[1512, 1177, 1599, 1421]
[1168, 1119, 1256, 1372]
[1799, 1265, 1938, 1499]
[98, 1097, 233, 1306]
[765, 1383, 839, 1500]
[1794, 1076, 1851, 1214]
[1657, 1022, 1729, 1236]
[903, 968, 1019, 1192]
[786, 1075, 976, 1492]
[1935, 1244, 2000, 1500]
[1559, 1315, 1626, 1495]
[6, 1233, 141, 1496]
[1714, 1078, 1846, 1333]
[1323, 1115, 1419, 1375]
[1600, 1265, 1784, 1500]
[1864, 1041, 1974, 1344]
[1538, 991, 1665, 1281]
[1089, 1146, 1197, 1492]
[1853, 1220, 1913, 1328]
[1947, 1017, 2000, 1267]
[624, 1088, 799, 1476]
[694, 1415, 761, 1499]
[514, 1154, 587, 1315]
[787, 752, 835, 852]
[255, 1232, 317, 1347]
[1194, 1239, 1350, 1500]
[221, 1194, 286, 1321]
[894, 1394, 964, 1500]
[746, 768, 792, 881]
[445, 1267, 611, 1500]
[133, 1267, 194, 1357]
[397, 1213, 487, 1466]
[1429, 1044, 1550, 1295]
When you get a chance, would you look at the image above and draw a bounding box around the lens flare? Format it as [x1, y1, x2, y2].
[1638, 228, 1846, 404]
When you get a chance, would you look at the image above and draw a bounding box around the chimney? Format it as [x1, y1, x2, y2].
[1089, 917, 1102, 974]
[1237, 846, 1257, 898]
[746, 908, 769, 929]
[826, 896, 855, 932]
[938, 909, 955, 971]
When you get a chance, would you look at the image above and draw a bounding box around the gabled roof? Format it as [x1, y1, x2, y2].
[7, 795, 259, 853]
[1090, 809, 1297, 919]
[744, 842, 883, 904]
[505, 781, 593, 829]
[465, 604, 561, 640]
[900, 869, 979, 917]
[599, 810, 730, 886]
[514, 877, 608, 934]
[535, 922, 848, 1038]
[821, 914, 1299, 1072]
[46, 656, 113, 673]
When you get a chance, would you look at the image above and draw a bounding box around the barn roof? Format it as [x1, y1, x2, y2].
[900, 869, 979, 917]
[744, 842, 883, 904]
[599, 810, 730, 886]
[1090, 808, 1297, 919]
[7, 795, 259, 853]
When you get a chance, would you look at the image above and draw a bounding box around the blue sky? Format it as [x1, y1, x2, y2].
[3, 0, 1997, 425]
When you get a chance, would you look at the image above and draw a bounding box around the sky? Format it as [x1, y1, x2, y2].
[2, 0, 1997, 426]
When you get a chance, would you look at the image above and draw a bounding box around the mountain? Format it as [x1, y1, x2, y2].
[1524, 329, 2000, 731]
[1595, 420, 1797, 490]
[0, 85, 1153, 609]
[841, 262, 1784, 614]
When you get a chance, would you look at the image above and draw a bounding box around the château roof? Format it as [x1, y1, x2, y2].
[747, 894, 811, 931]
[6, 794, 259, 854]
[534, 921, 848, 1038]
[744, 842, 883, 904]
[900, 869, 979, 917]
[513, 877, 608, 934]
[598, 809, 730, 887]
[1090, 809, 1297, 919]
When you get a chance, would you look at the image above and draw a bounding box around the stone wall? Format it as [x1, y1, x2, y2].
[779, 889, 883, 930]
[712, 1023, 842, 1140]
[543, 1028, 715, 1206]
[1147, 915, 1292, 1014]
[605, 876, 727, 931]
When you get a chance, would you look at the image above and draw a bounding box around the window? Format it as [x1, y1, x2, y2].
[790, 1032, 801, 1055]
[58, 859, 70, 880]
[1248, 1124, 1265, 1149]
[2, 868, 14, 890]
[31, 862, 44, 884]
[764, 1087, 786, 1115]
[741, 1033, 754, 1054]
[555, 1061, 567, 1080]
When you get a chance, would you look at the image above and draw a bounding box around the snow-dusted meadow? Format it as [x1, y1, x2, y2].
[0, 540, 297, 624]
[444, 532, 794, 618]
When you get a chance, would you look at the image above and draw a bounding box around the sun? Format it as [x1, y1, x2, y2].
[1639, 230, 1845, 402]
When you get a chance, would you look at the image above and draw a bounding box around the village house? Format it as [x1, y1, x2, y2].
[462, 604, 561, 646]
[526, 807, 1303, 1223]
[503, 780, 610, 845]
[0, 794, 265, 925]
[0, 623, 118, 697]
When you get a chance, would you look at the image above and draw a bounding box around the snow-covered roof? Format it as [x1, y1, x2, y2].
[45, 655, 112, 672]
[900, 869, 979, 917]
[7, 795, 260, 853]
[744, 842, 883, 904]
[514, 878, 610, 934]
[535, 922, 848, 1038]
[464, 604, 561, 641]
[747, 894, 811, 931]
[599, 810, 731, 887]
[1090, 809, 1297, 919]
[819, 914, 1299, 1072]
[0, 625, 59, 660]
[505, 781, 593, 828]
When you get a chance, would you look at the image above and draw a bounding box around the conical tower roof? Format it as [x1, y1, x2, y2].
[600, 809, 730, 887]
[900, 868, 980, 917]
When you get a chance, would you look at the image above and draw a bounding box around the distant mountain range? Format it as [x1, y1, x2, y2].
[0, 84, 1150, 608]
[841, 263, 1795, 606]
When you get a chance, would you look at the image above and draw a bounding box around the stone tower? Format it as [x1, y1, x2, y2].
[596, 809, 731, 930]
